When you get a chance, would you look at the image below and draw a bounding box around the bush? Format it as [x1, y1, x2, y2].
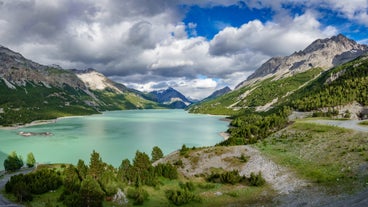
[207, 170, 243, 185]
[5, 169, 62, 199]
[179, 181, 195, 191]
[179, 144, 190, 156]
[155, 163, 178, 180]
[165, 189, 202, 206]
[127, 187, 149, 205]
[4, 151, 23, 172]
[248, 172, 266, 186]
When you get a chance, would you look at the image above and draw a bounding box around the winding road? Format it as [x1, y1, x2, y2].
[0, 168, 33, 207]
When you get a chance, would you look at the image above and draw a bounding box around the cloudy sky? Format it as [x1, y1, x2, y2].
[0, 0, 367, 99]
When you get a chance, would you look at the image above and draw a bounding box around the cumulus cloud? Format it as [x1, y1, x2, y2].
[0, 0, 362, 98]
[209, 11, 337, 57]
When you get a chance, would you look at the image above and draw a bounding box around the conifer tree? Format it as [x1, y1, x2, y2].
[26, 152, 36, 168]
[88, 150, 104, 181]
[79, 175, 104, 207]
[151, 146, 164, 162]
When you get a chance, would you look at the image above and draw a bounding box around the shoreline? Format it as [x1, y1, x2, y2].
[0, 119, 57, 130]
[219, 132, 230, 140]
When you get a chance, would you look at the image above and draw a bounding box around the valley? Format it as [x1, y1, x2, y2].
[1, 33, 368, 206]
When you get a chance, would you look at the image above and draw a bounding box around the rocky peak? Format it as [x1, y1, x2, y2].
[236, 34, 368, 89]
[73, 68, 122, 92]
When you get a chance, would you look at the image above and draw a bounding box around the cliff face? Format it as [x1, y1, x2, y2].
[236, 34, 368, 89]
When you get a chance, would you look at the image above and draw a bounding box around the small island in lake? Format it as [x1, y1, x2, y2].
[18, 131, 53, 137]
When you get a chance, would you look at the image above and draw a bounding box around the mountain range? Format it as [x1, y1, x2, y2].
[1, 34, 367, 125]
[189, 34, 368, 118]
[0, 46, 194, 125]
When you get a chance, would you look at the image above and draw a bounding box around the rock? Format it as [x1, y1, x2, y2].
[112, 188, 128, 206]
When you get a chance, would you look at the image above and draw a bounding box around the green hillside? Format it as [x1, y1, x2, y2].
[190, 54, 368, 146]
[0, 80, 98, 126]
[291, 55, 368, 111]
[189, 67, 323, 115]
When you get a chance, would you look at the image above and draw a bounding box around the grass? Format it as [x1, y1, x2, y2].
[359, 120, 368, 126]
[255, 121, 368, 192]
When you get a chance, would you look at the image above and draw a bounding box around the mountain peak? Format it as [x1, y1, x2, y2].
[236, 34, 368, 89]
[202, 86, 232, 102]
[149, 87, 192, 108]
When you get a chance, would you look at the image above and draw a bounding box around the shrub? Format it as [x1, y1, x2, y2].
[180, 144, 189, 156]
[248, 172, 266, 186]
[155, 163, 178, 179]
[207, 170, 243, 185]
[127, 187, 149, 205]
[4, 151, 23, 172]
[179, 181, 195, 191]
[165, 189, 201, 206]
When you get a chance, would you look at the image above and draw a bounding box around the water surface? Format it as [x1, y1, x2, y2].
[0, 110, 227, 170]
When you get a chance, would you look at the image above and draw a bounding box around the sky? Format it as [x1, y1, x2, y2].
[0, 0, 367, 99]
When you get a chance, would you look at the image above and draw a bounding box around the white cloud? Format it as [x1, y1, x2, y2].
[192, 78, 217, 89]
[209, 11, 337, 57]
[0, 0, 360, 99]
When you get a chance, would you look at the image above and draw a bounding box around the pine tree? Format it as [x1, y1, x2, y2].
[79, 175, 104, 207]
[26, 152, 36, 168]
[151, 146, 164, 162]
[77, 159, 88, 180]
[88, 150, 104, 181]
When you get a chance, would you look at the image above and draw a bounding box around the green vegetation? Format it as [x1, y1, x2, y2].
[291, 56, 368, 111]
[0, 79, 165, 126]
[360, 120, 368, 126]
[220, 107, 291, 145]
[189, 68, 322, 115]
[26, 152, 36, 168]
[5, 168, 62, 202]
[0, 80, 98, 126]
[4, 145, 270, 207]
[3, 151, 24, 172]
[255, 122, 368, 190]
[151, 146, 164, 162]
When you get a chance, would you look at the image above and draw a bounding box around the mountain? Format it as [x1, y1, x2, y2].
[72, 69, 164, 110]
[236, 34, 368, 89]
[149, 87, 192, 109]
[0, 45, 162, 126]
[203, 86, 231, 101]
[189, 34, 368, 116]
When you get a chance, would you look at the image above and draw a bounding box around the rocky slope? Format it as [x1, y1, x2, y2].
[236, 34, 368, 88]
[149, 87, 193, 109]
[202, 86, 231, 101]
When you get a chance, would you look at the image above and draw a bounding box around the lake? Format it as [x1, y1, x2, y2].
[0, 110, 228, 170]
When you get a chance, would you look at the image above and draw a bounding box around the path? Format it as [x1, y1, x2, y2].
[0, 168, 33, 207]
[306, 119, 368, 132]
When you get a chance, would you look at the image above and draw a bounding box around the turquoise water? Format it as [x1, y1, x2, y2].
[0, 110, 228, 170]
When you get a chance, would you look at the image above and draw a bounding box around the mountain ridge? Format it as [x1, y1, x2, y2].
[236, 34, 368, 89]
[189, 34, 368, 116]
[0, 45, 164, 126]
[149, 87, 193, 109]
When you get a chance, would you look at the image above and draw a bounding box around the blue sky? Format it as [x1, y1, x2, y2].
[0, 0, 367, 99]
